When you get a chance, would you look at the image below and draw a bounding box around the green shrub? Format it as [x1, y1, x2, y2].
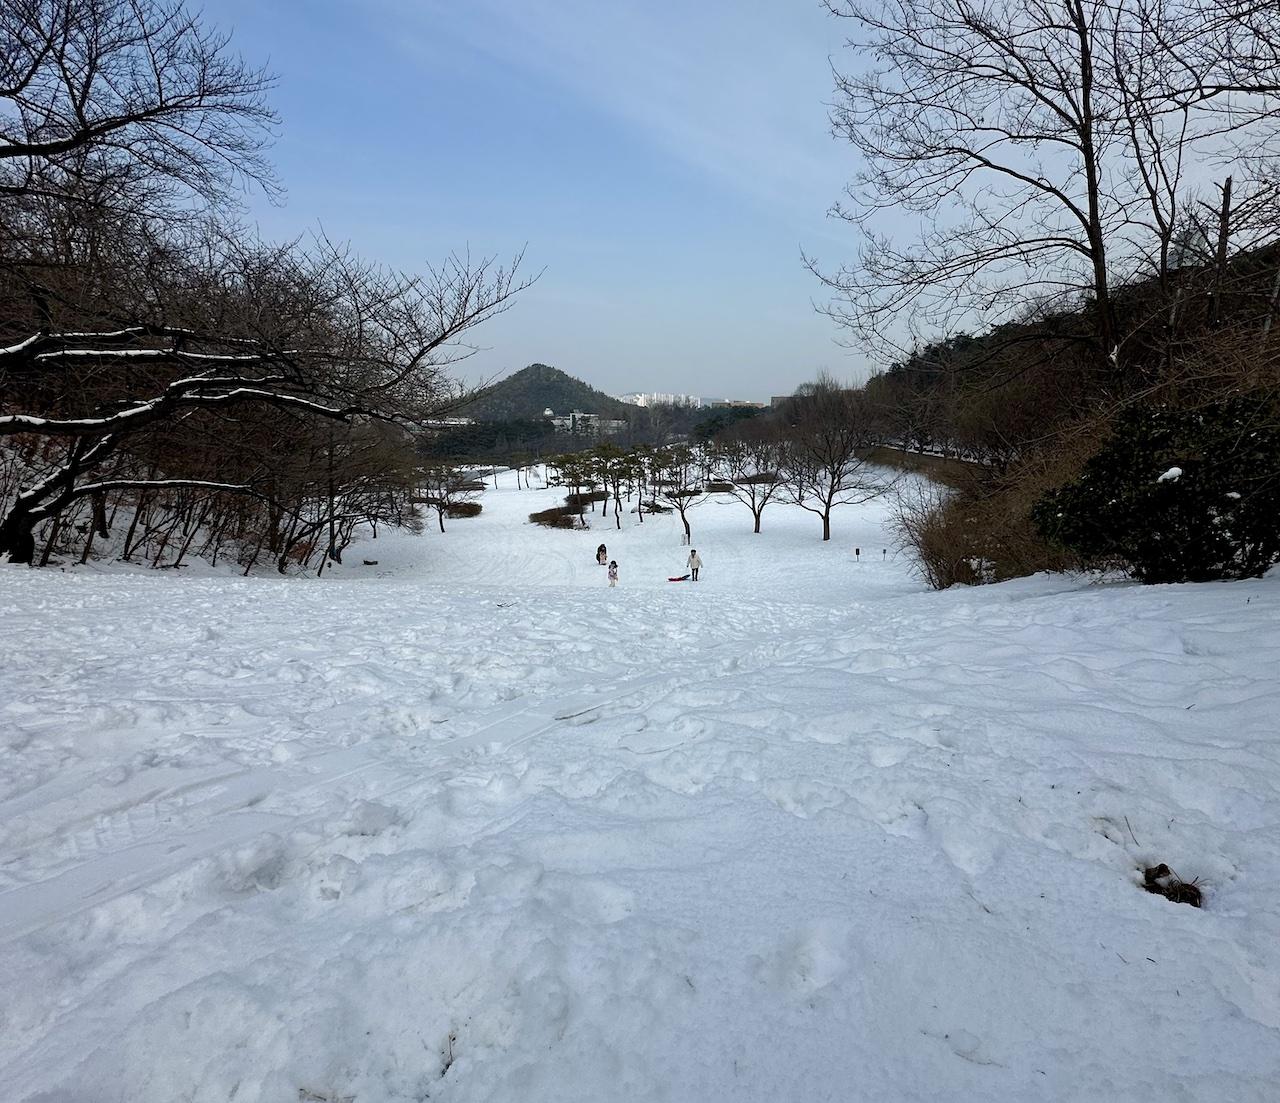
[1033, 399, 1280, 583]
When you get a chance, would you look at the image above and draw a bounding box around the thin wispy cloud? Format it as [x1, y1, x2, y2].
[388, 0, 851, 228]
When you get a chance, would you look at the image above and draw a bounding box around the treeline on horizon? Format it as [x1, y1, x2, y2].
[418, 403, 759, 462]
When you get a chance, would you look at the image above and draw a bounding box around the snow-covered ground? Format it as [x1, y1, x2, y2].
[2, 471, 1279, 1101]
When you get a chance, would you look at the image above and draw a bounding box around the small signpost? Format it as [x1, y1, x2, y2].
[854, 547, 861, 561]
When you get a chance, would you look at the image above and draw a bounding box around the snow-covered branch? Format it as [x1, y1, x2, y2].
[0, 384, 365, 438]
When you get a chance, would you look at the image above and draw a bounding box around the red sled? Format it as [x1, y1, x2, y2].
[667, 573, 691, 582]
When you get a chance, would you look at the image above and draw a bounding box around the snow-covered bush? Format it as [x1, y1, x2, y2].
[528, 505, 578, 529]
[1033, 400, 1280, 583]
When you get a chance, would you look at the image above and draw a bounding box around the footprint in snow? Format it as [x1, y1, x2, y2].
[871, 797, 929, 839]
[751, 922, 852, 999]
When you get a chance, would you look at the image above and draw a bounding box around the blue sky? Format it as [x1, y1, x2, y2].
[204, 0, 868, 399]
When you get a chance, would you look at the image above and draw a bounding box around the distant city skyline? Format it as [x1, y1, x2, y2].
[618, 392, 703, 409]
[196, 0, 882, 398]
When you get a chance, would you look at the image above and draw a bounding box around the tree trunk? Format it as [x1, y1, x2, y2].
[0, 438, 98, 563]
[79, 517, 98, 564]
[39, 516, 63, 567]
[276, 516, 301, 574]
[172, 503, 212, 568]
[1262, 265, 1280, 344]
[242, 535, 263, 576]
[267, 500, 282, 554]
[1070, 0, 1116, 364]
[1208, 176, 1233, 328]
[91, 491, 110, 538]
[209, 526, 226, 568]
[150, 516, 181, 567]
[121, 495, 148, 561]
[0, 505, 39, 564]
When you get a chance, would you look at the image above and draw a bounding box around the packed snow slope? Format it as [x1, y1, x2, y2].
[2, 470, 1279, 1102]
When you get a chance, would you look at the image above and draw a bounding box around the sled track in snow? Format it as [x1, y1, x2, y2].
[0, 672, 672, 945]
[0, 595, 861, 946]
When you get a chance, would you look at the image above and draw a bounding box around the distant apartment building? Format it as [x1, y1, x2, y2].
[708, 398, 768, 410]
[619, 392, 703, 409]
[421, 416, 475, 428]
[544, 408, 627, 437]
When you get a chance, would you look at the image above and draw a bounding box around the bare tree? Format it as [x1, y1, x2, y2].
[713, 430, 786, 533]
[585, 443, 636, 530]
[653, 444, 704, 545]
[547, 452, 599, 525]
[628, 443, 656, 523]
[813, 0, 1280, 365]
[415, 463, 482, 534]
[779, 376, 888, 540]
[1, 0, 278, 217]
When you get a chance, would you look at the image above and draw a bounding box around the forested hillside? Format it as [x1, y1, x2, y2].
[459, 363, 639, 421]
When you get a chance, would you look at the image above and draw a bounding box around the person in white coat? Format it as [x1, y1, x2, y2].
[687, 549, 703, 581]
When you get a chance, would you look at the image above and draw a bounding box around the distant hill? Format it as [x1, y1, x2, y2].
[459, 363, 639, 422]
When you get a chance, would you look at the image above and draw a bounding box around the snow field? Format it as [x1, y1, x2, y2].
[2, 468, 1279, 1100]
